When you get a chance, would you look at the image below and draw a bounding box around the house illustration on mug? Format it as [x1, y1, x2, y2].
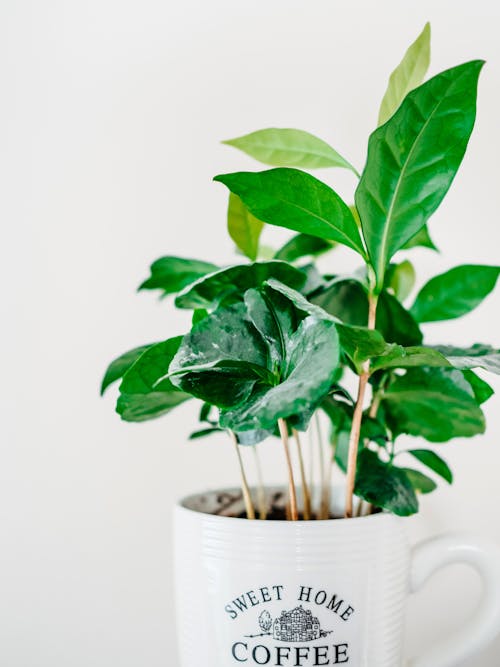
[273, 605, 321, 642]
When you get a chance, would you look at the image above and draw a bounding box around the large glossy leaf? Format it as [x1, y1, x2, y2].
[170, 288, 340, 430]
[175, 261, 306, 310]
[408, 449, 453, 484]
[356, 60, 484, 290]
[378, 23, 431, 125]
[227, 193, 264, 261]
[354, 449, 419, 516]
[117, 338, 191, 422]
[101, 344, 153, 395]
[265, 278, 388, 369]
[433, 344, 500, 374]
[220, 316, 340, 432]
[382, 367, 485, 442]
[274, 233, 334, 262]
[410, 265, 500, 322]
[214, 168, 366, 257]
[223, 128, 359, 174]
[139, 257, 217, 295]
[169, 302, 271, 407]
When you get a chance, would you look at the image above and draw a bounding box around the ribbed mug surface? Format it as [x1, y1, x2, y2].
[174, 489, 410, 667]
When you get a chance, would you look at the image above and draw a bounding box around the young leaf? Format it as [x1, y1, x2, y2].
[117, 338, 191, 422]
[402, 224, 439, 252]
[462, 370, 494, 404]
[101, 344, 153, 395]
[370, 345, 450, 372]
[354, 449, 419, 516]
[189, 428, 223, 440]
[175, 261, 306, 310]
[382, 367, 485, 442]
[214, 168, 366, 257]
[356, 60, 485, 291]
[227, 193, 265, 261]
[408, 449, 453, 484]
[385, 260, 416, 302]
[139, 257, 217, 295]
[223, 128, 359, 174]
[274, 233, 334, 262]
[410, 265, 500, 322]
[378, 23, 431, 125]
[433, 344, 500, 374]
[402, 468, 437, 495]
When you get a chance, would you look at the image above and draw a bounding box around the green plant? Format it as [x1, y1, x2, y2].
[102, 24, 499, 521]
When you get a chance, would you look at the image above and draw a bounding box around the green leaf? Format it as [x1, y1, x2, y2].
[169, 302, 271, 407]
[371, 345, 450, 372]
[402, 224, 439, 251]
[355, 449, 419, 516]
[222, 127, 359, 174]
[311, 279, 422, 347]
[192, 309, 208, 325]
[101, 344, 153, 395]
[385, 260, 416, 302]
[378, 23, 431, 125]
[175, 261, 306, 310]
[382, 367, 485, 442]
[408, 449, 453, 484]
[410, 265, 500, 323]
[189, 428, 223, 440]
[170, 285, 340, 431]
[117, 338, 191, 422]
[356, 60, 485, 291]
[265, 278, 388, 369]
[463, 370, 494, 404]
[214, 168, 366, 257]
[227, 193, 265, 261]
[274, 233, 334, 262]
[220, 316, 340, 432]
[433, 344, 500, 374]
[139, 257, 218, 295]
[377, 291, 423, 346]
[402, 468, 437, 494]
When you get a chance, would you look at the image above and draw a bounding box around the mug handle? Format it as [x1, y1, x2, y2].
[409, 534, 500, 667]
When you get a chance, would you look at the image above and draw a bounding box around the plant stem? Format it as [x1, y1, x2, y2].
[252, 446, 267, 520]
[229, 431, 255, 520]
[278, 418, 299, 521]
[344, 292, 379, 519]
[293, 429, 311, 521]
[315, 412, 327, 519]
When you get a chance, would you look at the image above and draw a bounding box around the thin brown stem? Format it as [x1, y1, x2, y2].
[344, 293, 379, 519]
[278, 418, 299, 521]
[252, 446, 267, 520]
[321, 456, 334, 520]
[315, 412, 326, 519]
[229, 431, 255, 520]
[293, 429, 311, 521]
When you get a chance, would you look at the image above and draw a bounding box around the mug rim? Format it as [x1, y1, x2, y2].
[175, 486, 393, 526]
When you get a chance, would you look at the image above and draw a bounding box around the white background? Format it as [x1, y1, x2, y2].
[2, 1, 500, 665]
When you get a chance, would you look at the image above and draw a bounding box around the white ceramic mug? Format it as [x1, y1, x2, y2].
[173, 488, 500, 667]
